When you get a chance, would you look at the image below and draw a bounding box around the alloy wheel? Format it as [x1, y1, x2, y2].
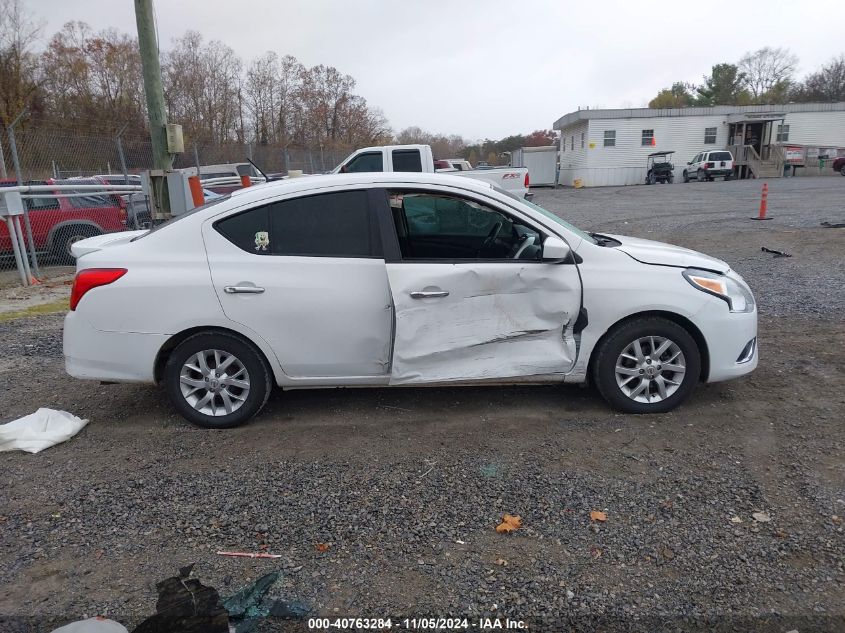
[614, 336, 686, 403]
[179, 349, 251, 416]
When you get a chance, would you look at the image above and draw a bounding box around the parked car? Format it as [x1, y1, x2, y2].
[333, 144, 531, 199]
[1, 178, 127, 264]
[444, 159, 473, 171]
[682, 151, 734, 182]
[832, 155, 845, 175]
[64, 172, 758, 429]
[433, 159, 458, 172]
[184, 163, 259, 194]
[126, 187, 222, 229]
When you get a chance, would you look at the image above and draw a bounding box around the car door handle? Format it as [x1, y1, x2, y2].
[410, 290, 449, 299]
[224, 285, 265, 294]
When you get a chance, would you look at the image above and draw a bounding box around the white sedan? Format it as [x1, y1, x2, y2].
[63, 173, 758, 428]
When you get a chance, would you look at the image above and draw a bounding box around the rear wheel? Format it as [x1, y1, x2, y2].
[840, 165, 845, 176]
[593, 317, 701, 414]
[52, 225, 100, 265]
[725, 172, 732, 181]
[164, 332, 272, 429]
[697, 169, 706, 182]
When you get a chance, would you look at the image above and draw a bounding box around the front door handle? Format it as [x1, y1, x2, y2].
[224, 285, 265, 294]
[410, 290, 449, 299]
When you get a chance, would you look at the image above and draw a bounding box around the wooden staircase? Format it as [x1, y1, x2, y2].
[727, 144, 785, 179]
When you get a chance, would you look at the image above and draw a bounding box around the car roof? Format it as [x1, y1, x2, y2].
[228, 172, 495, 204]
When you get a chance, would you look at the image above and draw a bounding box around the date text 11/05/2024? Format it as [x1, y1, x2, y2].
[307, 617, 528, 630]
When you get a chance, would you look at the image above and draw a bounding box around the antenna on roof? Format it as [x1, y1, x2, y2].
[246, 157, 277, 182]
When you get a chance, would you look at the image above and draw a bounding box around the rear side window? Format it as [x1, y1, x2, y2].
[709, 151, 732, 161]
[392, 150, 423, 172]
[343, 152, 383, 173]
[215, 190, 379, 258]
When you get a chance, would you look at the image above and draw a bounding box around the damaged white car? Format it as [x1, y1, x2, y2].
[63, 173, 757, 428]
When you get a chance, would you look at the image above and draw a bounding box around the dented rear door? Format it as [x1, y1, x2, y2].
[386, 261, 580, 384]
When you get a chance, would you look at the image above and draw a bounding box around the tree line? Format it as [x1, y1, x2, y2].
[394, 127, 557, 165]
[648, 47, 845, 108]
[0, 0, 391, 150]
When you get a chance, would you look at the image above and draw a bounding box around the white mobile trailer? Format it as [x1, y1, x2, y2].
[511, 146, 558, 187]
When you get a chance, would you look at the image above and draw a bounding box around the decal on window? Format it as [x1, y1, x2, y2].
[254, 231, 270, 251]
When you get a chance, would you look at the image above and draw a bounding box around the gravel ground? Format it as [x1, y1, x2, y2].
[0, 177, 843, 632]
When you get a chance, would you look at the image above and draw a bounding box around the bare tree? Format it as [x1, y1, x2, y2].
[738, 47, 798, 101]
[0, 0, 44, 125]
[795, 54, 845, 102]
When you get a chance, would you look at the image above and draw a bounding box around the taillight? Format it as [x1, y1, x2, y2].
[705, 162, 714, 168]
[524, 172, 530, 188]
[70, 268, 127, 310]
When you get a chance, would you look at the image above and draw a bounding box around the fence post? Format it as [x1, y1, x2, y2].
[8, 109, 40, 277]
[283, 147, 289, 174]
[116, 124, 130, 184]
[308, 149, 315, 174]
[0, 131, 7, 178]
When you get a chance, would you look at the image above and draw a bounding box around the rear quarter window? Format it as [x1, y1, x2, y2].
[709, 152, 732, 161]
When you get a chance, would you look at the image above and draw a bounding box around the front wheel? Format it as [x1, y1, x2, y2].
[593, 317, 701, 414]
[164, 332, 272, 428]
[682, 171, 689, 183]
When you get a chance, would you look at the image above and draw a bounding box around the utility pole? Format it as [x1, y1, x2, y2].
[134, 0, 171, 216]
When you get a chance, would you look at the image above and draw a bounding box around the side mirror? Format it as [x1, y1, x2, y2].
[542, 235, 571, 263]
[687, 161, 692, 165]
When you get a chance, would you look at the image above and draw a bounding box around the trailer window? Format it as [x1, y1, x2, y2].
[603, 131, 616, 147]
[641, 129, 654, 146]
[776, 125, 789, 142]
[704, 127, 717, 144]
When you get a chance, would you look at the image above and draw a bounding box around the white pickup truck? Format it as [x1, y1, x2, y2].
[333, 144, 532, 199]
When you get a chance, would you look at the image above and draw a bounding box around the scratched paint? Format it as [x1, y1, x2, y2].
[387, 262, 580, 384]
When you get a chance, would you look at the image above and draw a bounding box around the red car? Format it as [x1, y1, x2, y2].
[0, 178, 127, 264]
[832, 156, 845, 176]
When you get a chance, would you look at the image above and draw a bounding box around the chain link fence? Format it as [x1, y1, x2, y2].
[0, 123, 353, 283]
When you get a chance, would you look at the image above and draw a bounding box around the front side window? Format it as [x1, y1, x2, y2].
[25, 196, 60, 211]
[391, 150, 423, 172]
[389, 191, 543, 261]
[215, 190, 378, 258]
[641, 129, 654, 146]
[603, 130, 616, 147]
[704, 127, 717, 144]
[343, 152, 383, 173]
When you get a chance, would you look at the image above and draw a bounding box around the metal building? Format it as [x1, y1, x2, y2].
[554, 102, 845, 187]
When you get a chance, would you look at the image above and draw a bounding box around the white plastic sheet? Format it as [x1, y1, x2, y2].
[0, 408, 89, 454]
[51, 617, 128, 633]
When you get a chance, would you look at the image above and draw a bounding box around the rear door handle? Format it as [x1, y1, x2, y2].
[224, 285, 265, 294]
[410, 290, 449, 299]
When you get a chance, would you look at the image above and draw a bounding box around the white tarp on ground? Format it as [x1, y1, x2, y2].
[0, 408, 88, 453]
[51, 618, 128, 633]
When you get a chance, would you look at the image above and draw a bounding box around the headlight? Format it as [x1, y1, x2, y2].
[683, 268, 755, 313]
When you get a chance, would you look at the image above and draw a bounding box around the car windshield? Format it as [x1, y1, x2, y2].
[133, 194, 231, 240]
[495, 187, 597, 244]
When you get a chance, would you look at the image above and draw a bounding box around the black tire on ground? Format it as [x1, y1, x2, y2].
[725, 173, 732, 181]
[646, 171, 655, 185]
[667, 174, 674, 184]
[164, 331, 272, 429]
[682, 171, 689, 183]
[592, 317, 701, 414]
[697, 169, 706, 182]
[840, 165, 845, 176]
[51, 225, 101, 265]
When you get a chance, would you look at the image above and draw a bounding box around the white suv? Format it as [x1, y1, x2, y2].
[683, 151, 734, 182]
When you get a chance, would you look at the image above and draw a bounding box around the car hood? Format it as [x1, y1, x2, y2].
[606, 234, 731, 273]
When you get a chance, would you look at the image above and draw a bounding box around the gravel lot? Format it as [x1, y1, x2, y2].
[1, 176, 843, 632]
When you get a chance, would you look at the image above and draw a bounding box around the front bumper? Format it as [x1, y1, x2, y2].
[694, 301, 758, 382]
[63, 311, 167, 383]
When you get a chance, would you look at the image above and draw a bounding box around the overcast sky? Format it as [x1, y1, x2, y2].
[29, 0, 845, 140]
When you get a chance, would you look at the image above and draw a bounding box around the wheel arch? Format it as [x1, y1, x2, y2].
[46, 220, 102, 251]
[586, 310, 710, 382]
[154, 325, 280, 385]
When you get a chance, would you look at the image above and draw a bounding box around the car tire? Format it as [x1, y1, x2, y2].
[646, 172, 655, 185]
[697, 169, 706, 182]
[164, 331, 272, 429]
[840, 165, 845, 176]
[682, 171, 689, 183]
[725, 173, 732, 181]
[593, 317, 701, 414]
[52, 225, 101, 265]
[667, 174, 674, 184]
